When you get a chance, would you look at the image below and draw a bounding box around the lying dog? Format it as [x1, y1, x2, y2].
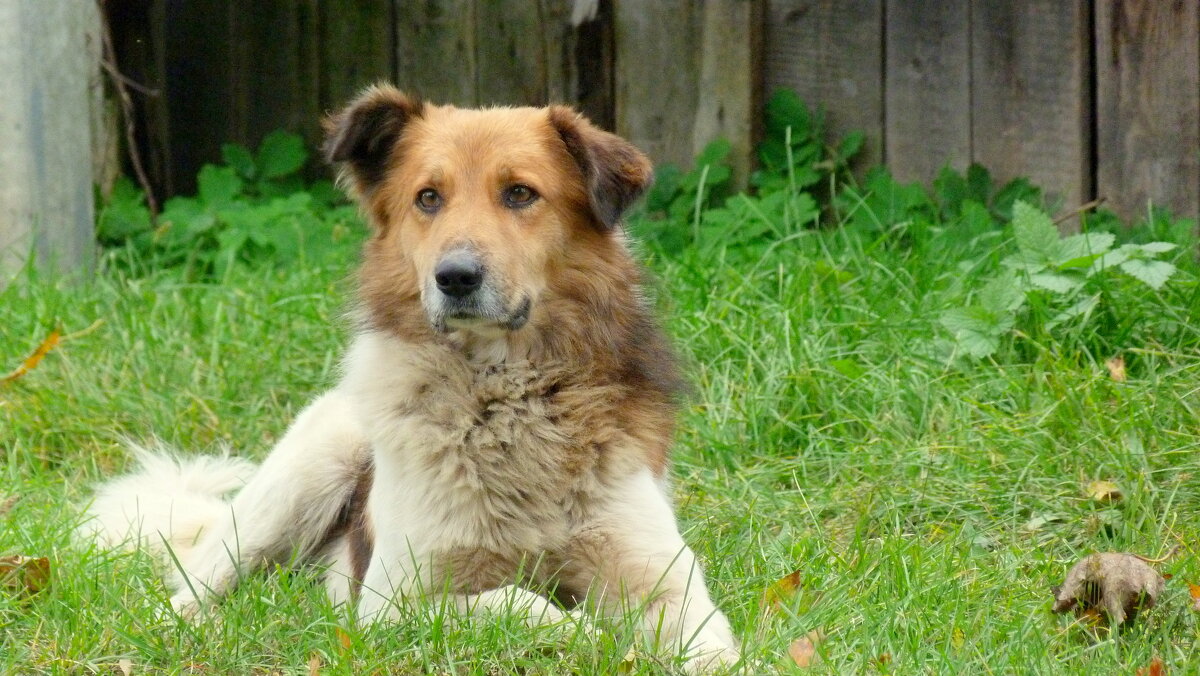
[82, 85, 739, 672]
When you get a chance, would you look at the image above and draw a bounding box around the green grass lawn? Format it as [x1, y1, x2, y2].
[2, 206, 1199, 674]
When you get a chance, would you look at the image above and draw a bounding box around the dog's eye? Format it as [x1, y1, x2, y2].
[416, 188, 442, 212]
[503, 184, 539, 209]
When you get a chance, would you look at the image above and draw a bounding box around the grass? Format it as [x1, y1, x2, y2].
[3, 201, 1200, 674]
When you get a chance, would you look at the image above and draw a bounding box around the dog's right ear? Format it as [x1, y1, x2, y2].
[323, 85, 423, 197]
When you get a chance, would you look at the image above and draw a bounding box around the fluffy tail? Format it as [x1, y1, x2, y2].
[78, 444, 257, 562]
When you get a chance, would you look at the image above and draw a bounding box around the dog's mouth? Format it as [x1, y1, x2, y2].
[435, 296, 531, 333]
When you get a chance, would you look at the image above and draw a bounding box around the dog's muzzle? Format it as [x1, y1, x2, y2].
[427, 248, 530, 332]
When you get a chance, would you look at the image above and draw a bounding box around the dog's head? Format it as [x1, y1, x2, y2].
[325, 85, 652, 339]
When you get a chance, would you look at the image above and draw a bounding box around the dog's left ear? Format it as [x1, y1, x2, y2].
[323, 85, 423, 198]
[548, 106, 653, 230]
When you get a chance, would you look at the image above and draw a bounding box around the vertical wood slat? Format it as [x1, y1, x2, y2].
[693, 0, 764, 189]
[884, 1, 970, 184]
[970, 0, 1092, 214]
[318, 0, 394, 114]
[565, 0, 614, 129]
[395, 0, 477, 106]
[475, 1, 553, 106]
[614, 0, 702, 170]
[1095, 0, 1200, 221]
[0, 0, 98, 276]
[764, 0, 884, 170]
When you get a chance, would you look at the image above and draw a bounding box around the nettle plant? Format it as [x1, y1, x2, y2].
[940, 201, 1179, 359]
[98, 131, 358, 278]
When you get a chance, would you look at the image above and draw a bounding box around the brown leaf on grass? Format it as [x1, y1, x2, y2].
[118, 658, 133, 676]
[335, 626, 352, 653]
[787, 630, 825, 668]
[1, 330, 61, 384]
[1051, 552, 1164, 626]
[1085, 480, 1123, 504]
[1, 320, 104, 385]
[763, 569, 802, 611]
[1188, 583, 1200, 611]
[0, 494, 18, 517]
[1105, 356, 1127, 382]
[0, 555, 50, 595]
[307, 653, 321, 676]
[1136, 656, 1165, 676]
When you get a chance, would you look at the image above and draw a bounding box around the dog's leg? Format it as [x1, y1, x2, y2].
[169, 391, 368, 616]
[564, 470, 739, 673]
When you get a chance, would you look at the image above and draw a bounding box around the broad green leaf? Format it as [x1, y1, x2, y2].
[978, 273, 1025, 313]
[1120, 259, 1176, 290]
[763, 89, 811, 138]
[1011, 201, 1060, 261]
[836, 131, 864, 162]
[1056, 232, 1114, 264]
[197, 165, 243, 207]
[221, 143, 256, 179]
[940, 306, 1012, 359]
[257, 130, 308, 179]
[965, 163, 992, 204]
[695, 138, 731, 168]
[1029, 272, 1081, 294]
[1138, 241, 1177, 255]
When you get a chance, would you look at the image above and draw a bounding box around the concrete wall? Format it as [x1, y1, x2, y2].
[0, 0, 100, 279]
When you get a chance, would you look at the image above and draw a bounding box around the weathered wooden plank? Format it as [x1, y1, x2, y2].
[1096, 0, 1200, 221]
[0, 0, 98, 276]
[106, 0, 171, 197]
[395, 0, 477, 106]
[971, 0, 1092, 214]
[476, 0, 552, 106]
[884, 1, 970, 184]
[319, 0, 395, 109]
[614, 0, 702, 170]
[163, 0, 237, 193]
[693, 0, 764, 189]
[229, 3, 323, 152]
[764, 0, 884, 170]
[561, 0, 613, 128]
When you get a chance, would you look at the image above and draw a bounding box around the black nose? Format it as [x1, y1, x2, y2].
[434, 252, 484, 298]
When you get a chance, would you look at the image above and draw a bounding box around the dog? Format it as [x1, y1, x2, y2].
[81, 85, 740, 672]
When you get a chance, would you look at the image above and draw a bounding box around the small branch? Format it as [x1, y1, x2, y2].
[97, 1, 159, 218]
[1053, 196, 1107, 225]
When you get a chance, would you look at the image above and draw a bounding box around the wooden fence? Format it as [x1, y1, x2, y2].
[110, 0, 1200, 223]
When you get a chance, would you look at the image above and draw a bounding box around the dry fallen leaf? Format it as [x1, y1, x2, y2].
[1, 330, 61, 384]
[1052, 552, 1164, 626]
[0, 555, 51, 595]
[1136, 656, 1165, 676]
[763, 569, 802, 611]
[1189, 583, 1200, 612]
[787, 630, 825, 668]
[118, 658, 133, 676]
[307, 653, 321, 676]
[0, 494, 18, 517]
[1105, 356, 1127, 382]
[335, 626, 352, 653]
[1085, 479, 1123, 504]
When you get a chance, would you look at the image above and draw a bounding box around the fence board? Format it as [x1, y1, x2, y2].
[564, 1, 614, 129]
[614, 0, 702, 170]
[884, 1, 970, 184]
[1096, 0, 1200, 221]
[764, 0, 884, 170]
[971, 0, 1092, 214]
[319, 0, 394, 111]
[476, 1, 553, 106]
[229, 3, 323, 150]
[693, 0, 764, 189]
[395, 0, 477, 106]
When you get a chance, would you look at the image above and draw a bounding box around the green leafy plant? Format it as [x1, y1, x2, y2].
[940, 201, 1179, 359]
[97, 131, 361, 279]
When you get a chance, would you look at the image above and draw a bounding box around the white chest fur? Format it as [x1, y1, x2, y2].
[341, 332, 624, 562]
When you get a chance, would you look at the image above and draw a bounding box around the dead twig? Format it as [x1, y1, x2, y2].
[1054, 197, 1107, 225]
[97, 2, 159, 218]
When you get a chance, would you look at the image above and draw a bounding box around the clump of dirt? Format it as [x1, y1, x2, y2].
[1052, 552, 1165, 626]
